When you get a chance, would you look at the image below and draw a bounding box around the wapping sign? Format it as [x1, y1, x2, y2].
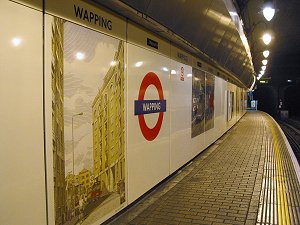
[73, 4, 112, 31]
[134, 100, 166, 115]
[135, 72, 166, 141]
[45, 0, 126, 39]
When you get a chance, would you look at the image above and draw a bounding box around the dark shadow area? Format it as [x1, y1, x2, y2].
[253, 85, 277, 117]
[284, 83, 300, 118]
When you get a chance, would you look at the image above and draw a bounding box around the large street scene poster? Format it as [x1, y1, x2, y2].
[50, 17, 126, 225]
[191, 68, 205, 138]
[205, 73, 215, 131]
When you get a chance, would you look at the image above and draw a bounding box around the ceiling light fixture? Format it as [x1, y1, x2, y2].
[263, 7, 275, 21]
[263, 50, 270, 58]
[257, 73, 263, 79]
[263, 0, 276, 21]
[262, 59, 268, 65]
[262, 33, 272, 45]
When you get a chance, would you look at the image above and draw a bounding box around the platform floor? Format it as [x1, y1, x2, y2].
[108, 111, 300, 225]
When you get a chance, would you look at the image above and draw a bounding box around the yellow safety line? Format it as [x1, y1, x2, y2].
[270, 120, 291, 225]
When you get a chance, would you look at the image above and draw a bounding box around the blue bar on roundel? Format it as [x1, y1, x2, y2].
[134, 100, 166, 115]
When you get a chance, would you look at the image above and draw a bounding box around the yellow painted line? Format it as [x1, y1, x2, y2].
[270, 119, 291, 225]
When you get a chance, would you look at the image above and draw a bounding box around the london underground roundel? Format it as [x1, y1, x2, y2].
[134, 72, 166, 141]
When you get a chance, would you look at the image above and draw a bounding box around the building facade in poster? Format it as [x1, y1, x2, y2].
[92, 41, 125, 202]
[51, 18, 125, 225]
[52, 17, 66, 225]
[191, 68, 205, 138]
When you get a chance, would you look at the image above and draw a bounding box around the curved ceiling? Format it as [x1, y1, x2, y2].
[92, 0, 255, 88]
[236, 0, 300, 86]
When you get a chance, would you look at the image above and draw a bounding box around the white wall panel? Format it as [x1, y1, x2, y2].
[214, 77, 227, 138]
[169, 60, 192, 173]
[227, 83, 237, 129]
[204, 124, 217, 147]
[0, 2, 46, 225]
[127, 43, 170, 203]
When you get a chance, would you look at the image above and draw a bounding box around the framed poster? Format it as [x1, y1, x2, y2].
[46, 17, 126, 225]
[191, 68, 205, 137]
[205, 73, 215, 131]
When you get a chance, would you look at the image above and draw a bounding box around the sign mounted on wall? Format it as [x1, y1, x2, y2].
[134, 72, 166, 141]
[180, 67, 185, 81]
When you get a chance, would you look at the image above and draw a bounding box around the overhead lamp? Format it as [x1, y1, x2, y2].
[257, 73, 262, 80]
[262, 33, 272, 45]
[263, 50, 270, 58]
[262, 59, 268, 65]
[263, 8, 275, 21]
[261, 65, 266, 70]
[263, 0, 275, 21]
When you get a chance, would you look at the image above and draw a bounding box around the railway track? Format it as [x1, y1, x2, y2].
[278, 119, 300, 163]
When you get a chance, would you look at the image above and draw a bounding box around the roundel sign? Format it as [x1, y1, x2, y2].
[134, 72, 166, 141]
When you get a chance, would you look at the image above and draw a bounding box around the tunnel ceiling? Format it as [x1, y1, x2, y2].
[235, 0, 300, 86]
[91, 0, 255, 88]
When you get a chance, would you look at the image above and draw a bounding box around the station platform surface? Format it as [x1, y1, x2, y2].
[108, 111, 300, 225]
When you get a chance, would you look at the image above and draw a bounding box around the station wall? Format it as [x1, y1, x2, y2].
[0, 1, 247, 225]
[0, 2, 47, 225]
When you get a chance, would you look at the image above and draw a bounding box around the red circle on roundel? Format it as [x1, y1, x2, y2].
[138, 72, 164, 141]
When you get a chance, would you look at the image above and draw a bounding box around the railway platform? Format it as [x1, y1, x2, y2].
[107, 111, 300, 225]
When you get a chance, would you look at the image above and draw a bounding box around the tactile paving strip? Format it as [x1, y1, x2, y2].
[256, 114, 300, 225]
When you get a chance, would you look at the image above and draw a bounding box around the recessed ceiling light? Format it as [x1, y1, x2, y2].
[263, 50, 270, 58]
[262, 33, 272, 45]
[263, 7, 275, 21]
[262, 59, 268, 65]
